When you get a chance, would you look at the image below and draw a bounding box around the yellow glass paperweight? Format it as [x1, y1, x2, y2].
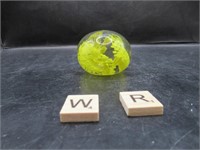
[77, 30, 131, 76]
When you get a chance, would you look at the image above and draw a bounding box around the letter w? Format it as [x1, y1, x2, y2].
[70, 99, 92, 108]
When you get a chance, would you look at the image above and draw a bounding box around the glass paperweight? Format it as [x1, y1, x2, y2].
[77, 30, 131, 76]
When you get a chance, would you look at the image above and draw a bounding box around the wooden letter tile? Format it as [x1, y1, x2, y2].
[60, 95, 99, 122]
[119, 91, 163, 116]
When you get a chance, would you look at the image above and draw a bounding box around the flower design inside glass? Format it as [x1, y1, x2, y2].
[77, 30, 131, 76]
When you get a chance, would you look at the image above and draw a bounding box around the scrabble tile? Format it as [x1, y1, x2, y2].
[119, 91, 163, 116]
[60, 95, 99, 122]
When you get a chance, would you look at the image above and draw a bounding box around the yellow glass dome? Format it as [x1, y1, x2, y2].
[77, 30, 131, 76]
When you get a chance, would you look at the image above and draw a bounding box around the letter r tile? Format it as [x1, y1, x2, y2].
[119, 91, 163, 117]
[60, 95, 99, 122]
